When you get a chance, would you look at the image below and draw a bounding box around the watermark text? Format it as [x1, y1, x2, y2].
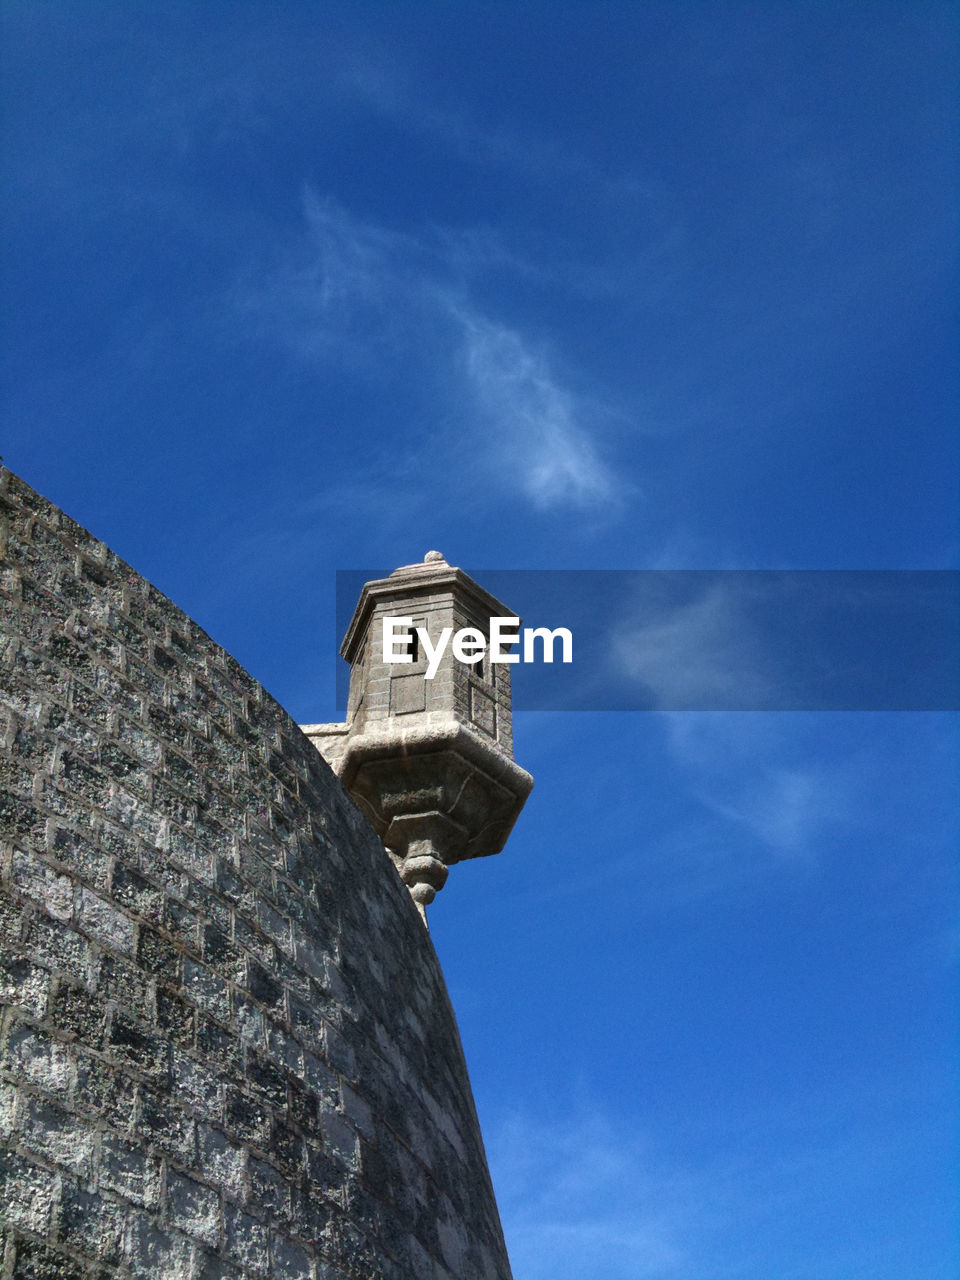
[382, 616, 573, 679]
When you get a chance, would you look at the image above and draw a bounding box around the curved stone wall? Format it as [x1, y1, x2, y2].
[0, 467, 512, 1279]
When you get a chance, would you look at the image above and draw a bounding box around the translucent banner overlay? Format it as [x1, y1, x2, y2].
[335, 571, 960, 712]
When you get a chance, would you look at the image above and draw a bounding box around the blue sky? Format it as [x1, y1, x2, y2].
[2, 3, 957, 1276]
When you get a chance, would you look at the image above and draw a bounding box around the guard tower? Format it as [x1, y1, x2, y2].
[303, 554, 534, 919]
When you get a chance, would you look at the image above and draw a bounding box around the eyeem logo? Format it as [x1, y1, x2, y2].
[382, 616, 573, 680]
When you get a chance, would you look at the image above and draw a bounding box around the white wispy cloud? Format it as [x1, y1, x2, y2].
[661, 713, 844, 861]
[610, 579, 772, 711]
[701, 760, 822, 855]
[231, 192, 624, 516]
[486, 1090, 924, 1280]
[488, 1110, 693, 1280]
[607, 578, 847, 861]
[452, 310, 620, 510]
[232, 193, 426, 370]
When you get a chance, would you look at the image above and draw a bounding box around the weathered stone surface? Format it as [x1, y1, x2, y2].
[304, 554, 533, 914]
[0, 467, 512, 1278]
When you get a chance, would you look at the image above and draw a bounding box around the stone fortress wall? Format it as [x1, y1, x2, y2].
[0, 467, 513, 1279]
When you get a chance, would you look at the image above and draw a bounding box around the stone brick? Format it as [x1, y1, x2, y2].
[54, 982, 107, 1046]
[224, 1205, 268, 1274]
[290, 1179, 335, 1245]
[269, 1235, 313, 1280]
[319, 1110, 359, 1171]
[11, 1237, 86, 1280]
[244, 957, 283, 1013]
[108, 785, 165, 844]
[254, 897, 290, 954]
[286, 1082, 317, 1138]
[170, 1048, 222, 1121]
[202, 925, 244, 985]
[24, 912, 90, 983]
[437, 1208, 469, 1277]
[0, 790, 46, 846]
[97, 817, 144, 865]
[244, 1052, 287, 1110]
[58, 1182, 126, 1264]
[166, 826, 210, 883]
[12, 847, 75, 921]
[166, 1169, 220, 1247]
[0, 893, 23, 943]
[301, 1052, 338, 1112]
[117, 723, 162, 769]
[74, 1053, 136, 1130]
[126, 1215, 195, 1280]
[4, 1022, 77, 1094]
[0, 671, 45, 727]
[194, 1251, 243, 1280]
[78, 888, 136, 957]
[223, 1091, 269, 1147]
[100, 1134, 161, 1206]
[287, 994, 324, 1057]
[71, 679, 114, 729]
[46, 705, 103, 754]
[185, 875, 231, 933]
[214, 861, 252, 915]
[137, 926, 181, 983]
[0, 1150, 57, 1232]
[99, 742, 151, 794]
[247, 1155, 289, 1225]
[198, 1124, 246, 1200]
[124, 658, 165, 708]
[106, 1010, 166, 1079]
[147, 703, 190, 751]
[111, 863, 164, 924]
[19, 1095, 95, 1176]
[163, 898, 200, 952]
[97, 952, 151, 1016]
[268, 1116, 303, 1175]
[340, 1082, 375, 1143]
[320, 1021, 356, 1083]
[0, 1083, 17, 1141]
[0, 955, 49, 1018]
[195, 1016, 241, 1075]
[264, 1022, 301, 1077]
[156, 988, 196, 1048]
[55, 751, 112, 811]
[182, 958, 230, 1023]
[231, 992, 265, 1048]
[0, 755, 39, 808]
